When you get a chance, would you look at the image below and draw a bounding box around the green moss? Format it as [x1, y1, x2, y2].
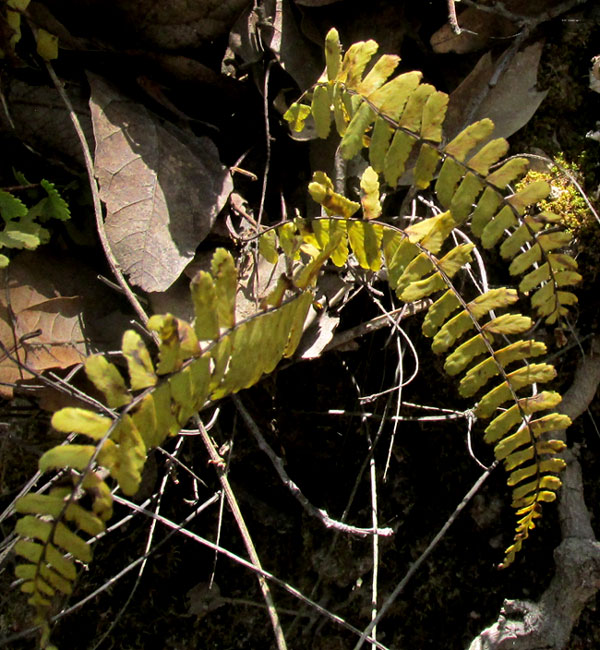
[516, 153, 600, 305]
[517, 154, 598, 236]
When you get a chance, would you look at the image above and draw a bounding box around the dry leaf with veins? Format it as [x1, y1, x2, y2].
[88, 73, 232, 293]
[0, 252, 128, 398]
[444, 42, 548, 142]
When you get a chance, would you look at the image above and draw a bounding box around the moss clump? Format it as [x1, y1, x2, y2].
[517, 155, 600, 329]
[517, 154, 598, 238]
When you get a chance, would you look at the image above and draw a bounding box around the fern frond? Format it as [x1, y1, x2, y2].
[13, 29, 581, 643]
[258, 216, 568, 568]
[285, 28, 580, 325]
[12, 247, 320, 638]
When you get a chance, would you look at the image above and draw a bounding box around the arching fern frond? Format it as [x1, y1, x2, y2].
[11, 248, 318, 641]
[285, 28, 580, 325]
[257, 216, 570, 568]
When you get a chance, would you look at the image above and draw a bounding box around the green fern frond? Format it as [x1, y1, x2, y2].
[257, 216, 568, 568]
[286, 28, 579, 325]
[12, 246, 320, 638]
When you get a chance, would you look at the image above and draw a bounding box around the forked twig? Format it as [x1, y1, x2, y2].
[233, 395, 393, 538]
[195, 414, 288, 650]
[353, 462, 499, 650]
[94, 496, 391, 650]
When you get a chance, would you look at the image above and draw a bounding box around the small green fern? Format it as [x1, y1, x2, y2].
[0, 178, 70, 267]
[11, 28, 580, 647]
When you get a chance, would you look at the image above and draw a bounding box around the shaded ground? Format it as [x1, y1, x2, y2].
[1, 1, 600, 649]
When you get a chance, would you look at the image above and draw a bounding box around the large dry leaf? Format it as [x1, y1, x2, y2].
[121, 0, 249, 49]
[444, 42, 548, 142]
[0, 79, 94, 171]
[0, 251, 129, 398]
[431, 7, 517, 54]
[37, 0, 248, 50]
[88, 73, 232, 293]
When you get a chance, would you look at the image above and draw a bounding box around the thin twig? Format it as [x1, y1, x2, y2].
[44, 62, 152, 331]
[257, 60, 273, 227]
[209, 419, 235, 589]
[0, 183, 38, 192]
[323, 409, 470, 422]
[342, 359, 392, 648]
[233, 395, 393, 538]
[453, 228, 490, 294]
[195, 415, 288, 650]
[1, 494, 388, 650]
[353, 462, 499, 650]
[368, 433, 379, 649]
[324, 300, 430, 353]
[359, 292, 420, 479]
[92, 495, 154, 541]
[383, 335, 403, 480]
[447, 0, 462, 34]
[89, 436, 185, 650]
[285, 357, 389, 639]
[156, 445, 208, 488]
[466, 411, 488, 470]
[101, 496, 391, 650]
[334, 144, 348, 195]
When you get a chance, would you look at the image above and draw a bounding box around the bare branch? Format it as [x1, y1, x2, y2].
[234, 395, 393, 538]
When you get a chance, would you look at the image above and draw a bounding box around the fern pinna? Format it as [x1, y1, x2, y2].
[12, 28, 579, 645]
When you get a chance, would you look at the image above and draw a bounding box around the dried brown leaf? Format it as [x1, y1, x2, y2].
[0, 252, 129, 398]
[431, 7, 517, 54]
[38, 0, 248, 50]
[445, 42, 548, 142]
[88, 73, 232, 293]
[0, 79, 94, 171]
